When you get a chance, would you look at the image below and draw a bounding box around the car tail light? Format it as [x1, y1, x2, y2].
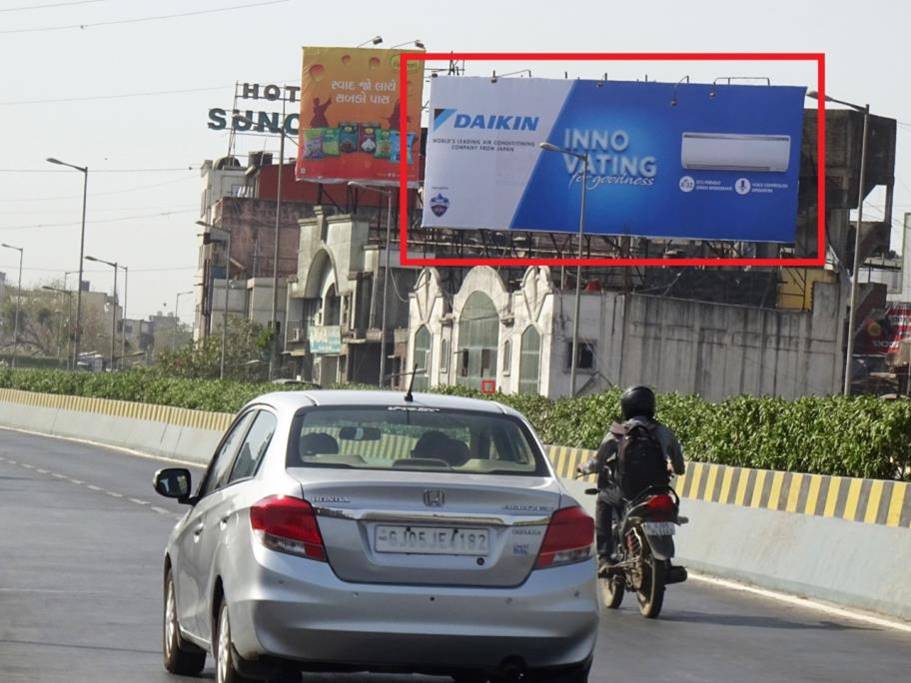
[535, 506, 594, 569]
[645, 494, 676, 521]
[250, 495, 326, 561]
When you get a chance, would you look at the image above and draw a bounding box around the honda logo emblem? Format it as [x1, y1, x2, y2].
[423, 489, 445, 507]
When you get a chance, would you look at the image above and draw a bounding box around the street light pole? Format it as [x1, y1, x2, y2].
[47, 158, 87, 370]
[197, 221, 232, 380]
[844, 106, 870, 396]
[221, 230, 231, 381]
[539, 143, 589, 397]
[269, 102, 286, 381]
[119, 264, 128, 369]
[807, 92, 869, 396]
[349, 181, 394, 387]
[1, 243, 23, 368]
[85, 255, 119, 371]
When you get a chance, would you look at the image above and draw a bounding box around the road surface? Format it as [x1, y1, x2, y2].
[1, 428, 910, 682]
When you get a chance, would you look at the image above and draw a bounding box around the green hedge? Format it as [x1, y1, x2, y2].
[1, 368, 909, 480]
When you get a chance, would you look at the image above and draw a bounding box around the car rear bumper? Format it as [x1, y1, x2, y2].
[228, 544, 599, 672]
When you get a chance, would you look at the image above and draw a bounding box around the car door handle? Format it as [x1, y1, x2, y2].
[193, 523, 204, 537]
[219, 514, 230, 528]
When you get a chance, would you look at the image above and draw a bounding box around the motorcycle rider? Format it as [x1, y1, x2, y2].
[577, 385, 686, 575]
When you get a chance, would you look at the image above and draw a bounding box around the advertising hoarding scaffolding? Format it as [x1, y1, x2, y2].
[296, 46, 424, 185]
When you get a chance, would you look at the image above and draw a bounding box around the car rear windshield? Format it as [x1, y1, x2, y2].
[286, 406, 549, 476]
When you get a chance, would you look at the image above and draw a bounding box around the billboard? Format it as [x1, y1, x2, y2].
[295, 46, 424, 185]
[422, 77, 806, 242]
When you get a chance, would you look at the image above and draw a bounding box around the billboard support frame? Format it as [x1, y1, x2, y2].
[397, 52, 827, 269]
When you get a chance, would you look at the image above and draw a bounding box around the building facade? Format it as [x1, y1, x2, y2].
[285, 209, 419, 387]
[407, 265, 845, 401]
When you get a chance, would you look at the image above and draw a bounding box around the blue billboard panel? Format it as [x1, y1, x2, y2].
[422, 77, 806, 243]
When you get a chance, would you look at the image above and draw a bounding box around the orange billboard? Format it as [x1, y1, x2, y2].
[295, 46, 424, 185]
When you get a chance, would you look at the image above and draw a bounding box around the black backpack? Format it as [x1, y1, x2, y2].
[615, 422, 669, 499]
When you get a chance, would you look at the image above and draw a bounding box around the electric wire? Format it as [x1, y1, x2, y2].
[0, 0, 289, 34]
[0, 207, 196, 231]
[0, 0, 104, 12]
[0, 167, 197, 173]
[0, 176, 197, 203]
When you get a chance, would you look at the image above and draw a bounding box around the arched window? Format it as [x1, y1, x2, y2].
[519, 325, 541, 395]
[322, 284, 340, 325]
[413, 325, 431, 390]
[457, 292, 499, 390]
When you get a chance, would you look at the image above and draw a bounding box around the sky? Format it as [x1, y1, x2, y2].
[0, 0, 909, 324]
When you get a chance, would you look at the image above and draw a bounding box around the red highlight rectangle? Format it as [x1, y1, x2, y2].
[397, 52, 826, 269]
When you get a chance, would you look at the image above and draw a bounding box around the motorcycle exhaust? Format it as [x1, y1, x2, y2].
[665, 565, 688, 585]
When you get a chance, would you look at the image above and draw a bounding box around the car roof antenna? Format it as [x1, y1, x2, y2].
[404, 365, 421, 403]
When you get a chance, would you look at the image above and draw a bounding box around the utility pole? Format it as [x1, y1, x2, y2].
[269, 101, 286, 381]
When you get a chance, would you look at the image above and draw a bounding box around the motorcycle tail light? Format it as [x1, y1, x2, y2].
[645, 494, 676, 520]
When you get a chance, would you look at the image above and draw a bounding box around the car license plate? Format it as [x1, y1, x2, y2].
[374, 525, 490, 555]
[642, 522, 676, 536]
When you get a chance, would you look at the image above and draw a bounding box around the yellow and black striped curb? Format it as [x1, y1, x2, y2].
[2, 389, 909, 528]
[676, 461, 911, 529]
[545, 445, 911, 530]
[0, 388, 232, 433]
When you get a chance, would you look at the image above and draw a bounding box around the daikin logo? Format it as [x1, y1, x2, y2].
[433, 108, 540, 132]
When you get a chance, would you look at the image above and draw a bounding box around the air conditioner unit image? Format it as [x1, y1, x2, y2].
[681, 132, 791, 173]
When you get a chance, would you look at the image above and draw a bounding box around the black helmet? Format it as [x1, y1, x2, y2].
[620, 385, 656, 420]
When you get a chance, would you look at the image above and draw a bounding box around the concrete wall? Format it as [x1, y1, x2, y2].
[0, 389, 227, 465]
[408, 266, 844, 400]
[618, 283, 844, 400]
[2, 389, 910, 621]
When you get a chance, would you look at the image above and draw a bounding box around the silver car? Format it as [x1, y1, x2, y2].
[154, 390, 599, 683]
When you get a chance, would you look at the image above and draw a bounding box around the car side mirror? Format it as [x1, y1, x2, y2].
[153, 468, 192, 504]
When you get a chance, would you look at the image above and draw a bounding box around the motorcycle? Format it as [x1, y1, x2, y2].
[584, 482, 689, 619]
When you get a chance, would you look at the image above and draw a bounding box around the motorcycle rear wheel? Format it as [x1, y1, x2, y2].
[599, 575, 625, 609]
[636, 555, 666, 618]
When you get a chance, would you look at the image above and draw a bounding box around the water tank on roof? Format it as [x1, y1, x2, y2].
[247, 152, 273, 168]
[214, 156, 241, 170]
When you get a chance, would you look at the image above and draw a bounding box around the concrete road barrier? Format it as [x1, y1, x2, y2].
[2, 388, 910, 621]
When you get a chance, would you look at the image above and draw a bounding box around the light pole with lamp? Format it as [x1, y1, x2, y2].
[84, 255, 118, 371]
[46, 157, 88, 369]
[1, 243, 23, 368]
[233, 112, 293, 381]
[807, 90, 869, 396]
[357, 36, 383, 47]
[41, 285, 74, 368]
[197, 221, 232, 380]
[539, 142, 589, 397]
[349, 181, 395, 387]
[118, 264, 128, 368]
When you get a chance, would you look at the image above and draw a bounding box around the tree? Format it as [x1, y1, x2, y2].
[155, 318, 271, 381]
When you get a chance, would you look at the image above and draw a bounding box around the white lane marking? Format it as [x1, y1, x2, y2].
[688, 571, 911, 635]
[1, 445, 177, 519]
[0, 425, 205, 469]
[7, 459, 16, 464]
